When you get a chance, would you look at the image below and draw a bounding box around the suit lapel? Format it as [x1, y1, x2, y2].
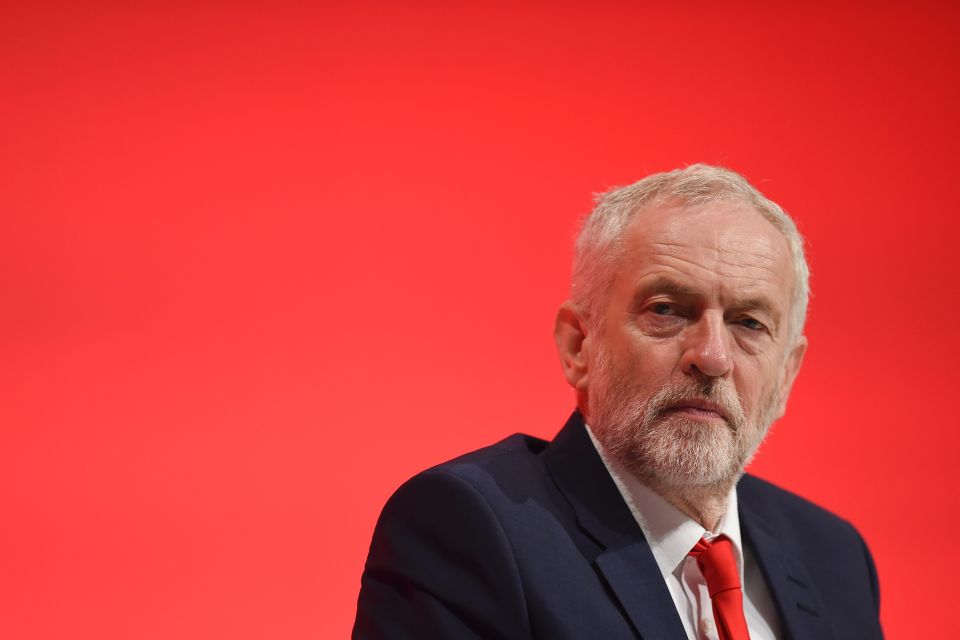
[543, 412, 687, 640]
[738, 488, 836, 640]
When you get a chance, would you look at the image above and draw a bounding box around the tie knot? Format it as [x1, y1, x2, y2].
[689, 535, 742, 597]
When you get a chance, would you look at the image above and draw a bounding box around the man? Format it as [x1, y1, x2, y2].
[354, 165, 883, 639]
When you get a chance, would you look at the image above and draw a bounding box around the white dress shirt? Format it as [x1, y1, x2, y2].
[585, 424, 782, 640]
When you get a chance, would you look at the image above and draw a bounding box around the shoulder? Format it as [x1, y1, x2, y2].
[355, 434, 550, 638]
[738, 475, 882, 635]
[433, 432, 550, 472]
[738, 473, 881, 612]
[739, 474, 882, 626]
[738, 473, 863, 543]
[430, 432, 549, 474]
[375, 432, 557, 532]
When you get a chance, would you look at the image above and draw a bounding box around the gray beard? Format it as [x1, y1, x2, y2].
[588, 345, 781, 496]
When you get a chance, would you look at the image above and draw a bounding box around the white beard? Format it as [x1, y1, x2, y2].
[588, 342, 781, 493]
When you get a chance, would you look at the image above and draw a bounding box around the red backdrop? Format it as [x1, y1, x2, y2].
[4, 2, 958, 638]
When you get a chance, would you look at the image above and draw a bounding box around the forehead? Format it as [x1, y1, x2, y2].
[617, 201, 795, 301]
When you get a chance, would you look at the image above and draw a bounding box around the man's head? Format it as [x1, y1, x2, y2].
[554, 165, 809, 493]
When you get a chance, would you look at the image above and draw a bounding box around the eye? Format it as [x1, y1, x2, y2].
[650, 302, 677, 316]
[738, 317, 766, 332]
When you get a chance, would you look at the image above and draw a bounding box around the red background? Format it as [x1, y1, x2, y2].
[4, 2, 958, 638]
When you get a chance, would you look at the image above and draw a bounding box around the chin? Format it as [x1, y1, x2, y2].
[627, 415, 750, 490]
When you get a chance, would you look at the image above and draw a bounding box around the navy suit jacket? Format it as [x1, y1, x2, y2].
[354, 412, 883, 639]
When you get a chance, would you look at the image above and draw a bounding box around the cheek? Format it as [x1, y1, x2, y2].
[739, 362, 786, 417]
[734, 364, 772, 409]
[623, 340, 680, 379]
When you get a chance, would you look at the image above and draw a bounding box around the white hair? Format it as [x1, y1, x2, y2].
[571, 164, 810, 343]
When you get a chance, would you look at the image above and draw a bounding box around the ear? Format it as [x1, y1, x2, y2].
[554, 301, 592, 393]
[775, 335, 808, 418]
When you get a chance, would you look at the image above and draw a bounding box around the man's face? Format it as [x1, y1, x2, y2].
[585, 202, 806, 490]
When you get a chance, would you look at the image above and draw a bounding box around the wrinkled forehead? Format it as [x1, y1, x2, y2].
[627, 200, 790, 254]
[621, 202, 796, 295]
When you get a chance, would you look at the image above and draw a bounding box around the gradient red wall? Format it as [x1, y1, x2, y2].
[4, 3, 958, 638]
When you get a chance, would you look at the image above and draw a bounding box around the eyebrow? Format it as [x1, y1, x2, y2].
[634, 276, 783, 329]
[637, 276, 703, 299]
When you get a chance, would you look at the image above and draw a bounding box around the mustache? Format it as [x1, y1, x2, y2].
[645, 378, 746, 429]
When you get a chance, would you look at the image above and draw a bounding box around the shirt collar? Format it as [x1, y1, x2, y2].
[584, 423, 745, 583]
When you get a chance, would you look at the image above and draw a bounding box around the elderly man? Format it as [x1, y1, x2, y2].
[354, 165, 883, 639]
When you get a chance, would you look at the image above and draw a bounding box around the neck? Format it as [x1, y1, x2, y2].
[645, 477, 737, 531]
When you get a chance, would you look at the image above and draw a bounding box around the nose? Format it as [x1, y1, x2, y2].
[680, 312, 733, 378]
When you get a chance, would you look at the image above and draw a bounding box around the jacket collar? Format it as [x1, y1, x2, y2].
[738, 489, 836, 640]
[543, 411, 688, 640]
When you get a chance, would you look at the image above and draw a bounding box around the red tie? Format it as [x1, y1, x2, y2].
[689, 535, 751, 640]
